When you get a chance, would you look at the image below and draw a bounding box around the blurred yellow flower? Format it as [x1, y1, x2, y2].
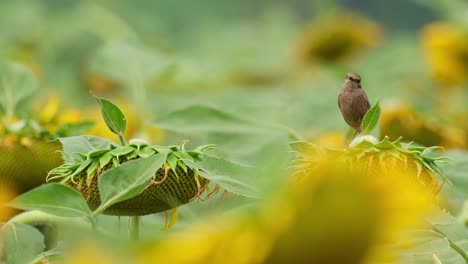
[270, 143, 437, 263]
[0, 183, 16, 221]
[294, 10, 383, 66]
[310, 131, 345, 149]
[141, 219, 271, 264]
[421, 22, 468, 87]
[38, 93, 61, 125]
[62, 240, 117, 264]
[380, 104, 466, 148]
[141, 137, 439, 264]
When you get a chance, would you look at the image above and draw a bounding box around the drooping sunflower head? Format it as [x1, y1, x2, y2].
[421, 21, 468, 87]
[278, 136, 445, 263]
[294, 10, 383, 66]
[47, 139, 214, 216]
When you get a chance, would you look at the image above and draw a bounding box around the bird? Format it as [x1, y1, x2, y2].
[338, 73, 370, 138]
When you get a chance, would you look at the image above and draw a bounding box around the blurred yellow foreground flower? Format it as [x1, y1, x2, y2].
[294, 10, 383, 66]
[62, 240, 117, 264]
[140, 136, 440, 264]
[421, 22, 468, 88]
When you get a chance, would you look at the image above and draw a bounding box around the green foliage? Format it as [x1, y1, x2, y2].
[94, 153, 167, 215]
[0, 61, 38, 120]
[9, 183, 91, 218]
[55, 121, 95, 138]
[153, 104, 268, 134]
[1, 222, 45, 264]
[440, 151, 468, 213]
[90, 41, 170, 85]
[2, 1, 468, 262]
[397, 209, 468, 263]
[94, 95, 127, 138]
[184, 155, 260, 198]
[362, 100, 380, 134]
[58, 136, 116, 163]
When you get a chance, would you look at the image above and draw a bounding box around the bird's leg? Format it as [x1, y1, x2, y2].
[352, 130, 359, 139]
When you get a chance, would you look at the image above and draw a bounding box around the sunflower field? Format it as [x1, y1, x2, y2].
[1, 0, 468, 263]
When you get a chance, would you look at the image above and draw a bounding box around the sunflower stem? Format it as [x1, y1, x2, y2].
[118, 133, 128, 146]
[129, 216, 140, 240]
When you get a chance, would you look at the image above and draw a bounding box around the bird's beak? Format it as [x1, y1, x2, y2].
[357, 83, 362, 88]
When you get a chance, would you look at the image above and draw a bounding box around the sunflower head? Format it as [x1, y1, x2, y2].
[47, 140, 213, 216]
[380, 104, 466, 148]
[295, 10, 383, 66]
[278, 136, 444, 263]
[0, 137, 62, 194]
[421, 21, 468, 87]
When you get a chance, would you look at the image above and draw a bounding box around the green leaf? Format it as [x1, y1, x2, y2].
[9, 183, 91, 218]
[88, 149, 110, 159]
[90, 40, 170, 85]
[58, 136, 115, 163]
[440, 151, 468, 212]
[55, 121, 94, 137]
[183, 156, 260, 198]
[93, 153, 167, 216]
[86, 159, 100, 177]
[362, 100, 381, 134]
[1, 222, 45, 264]
[152, 104, 266, 134]
[166, 152, 179, 177]
[95, 96, 127, 135]
[396, 209, 468, 263]
[138, 146, 156, 158]
[373, 136, 396, 149]
[0, 62, 38, 119]
[110, 145, 136, 157]
[99, 151, 114, 168]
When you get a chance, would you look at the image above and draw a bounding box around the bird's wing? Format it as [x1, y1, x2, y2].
[365, 93, 371, 110]
[338, 90, 343, 109]
[352, 91, 371, 122]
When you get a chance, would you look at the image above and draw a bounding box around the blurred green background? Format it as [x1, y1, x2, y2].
[2, 1, 468, 263]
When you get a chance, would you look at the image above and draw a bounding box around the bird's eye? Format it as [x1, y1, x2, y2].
[356, 79, 361, 83]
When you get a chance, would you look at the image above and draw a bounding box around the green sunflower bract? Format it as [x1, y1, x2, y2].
[47, 140, 213, 216]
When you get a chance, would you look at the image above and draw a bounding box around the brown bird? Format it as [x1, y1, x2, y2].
[338, 73, 370, 137]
